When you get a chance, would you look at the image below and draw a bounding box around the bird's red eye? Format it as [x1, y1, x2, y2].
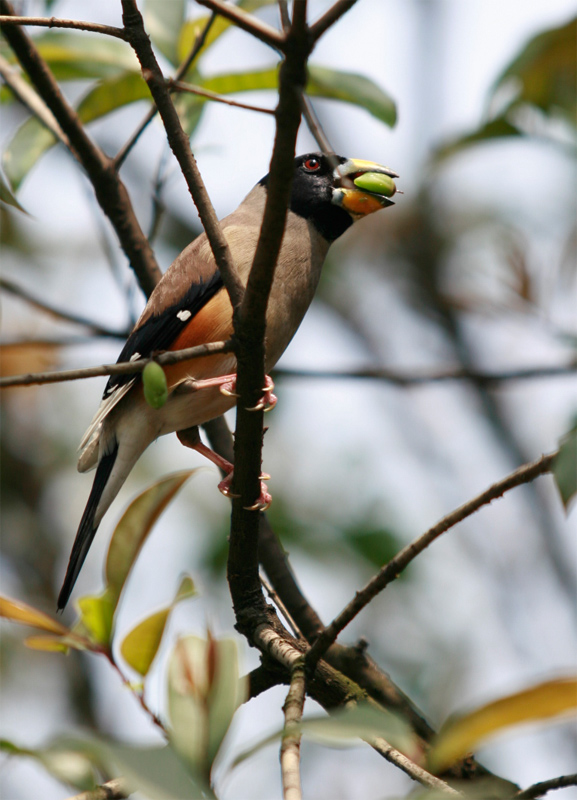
[303, 157, 321, 172]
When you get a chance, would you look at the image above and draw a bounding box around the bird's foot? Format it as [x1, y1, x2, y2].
[218, 471, 272, 510]
[184, 373, 277, 411]
[242, 375, 277, 412]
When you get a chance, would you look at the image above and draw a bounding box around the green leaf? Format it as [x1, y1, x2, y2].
[307, 65, 397, 127]
[199, 64, 396, 127]
[552, 425, 577, 511]
[76, 71, 151, 124]
[342, 526, 403, 570]
[33, 32, 139, 81]
[0, 739, 98, 792]
[490, 16, 577, 126]
[145, 0, 186, 65]
[76, 591, 115, 647]
[105, 470, 199, 608]
[168, 634, 247, 777]
[177, 0, 278, 66]
[2, 116, 58, 191]
[173, 92, 206, 138]
[433, 116, 523, 164]
[120, 574, 196, 676]
[0, 171, 27, 212]
[428, 677, 577, 773]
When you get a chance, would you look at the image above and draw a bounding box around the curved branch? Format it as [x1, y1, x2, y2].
[0, 15, 127, 39]
[514, 774, 577, 800]
[307, 451, 557, 666]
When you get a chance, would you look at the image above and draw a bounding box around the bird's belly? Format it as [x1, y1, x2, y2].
[157, 385, 236, 436]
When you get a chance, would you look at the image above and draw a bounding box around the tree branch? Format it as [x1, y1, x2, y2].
[120, 0, 244, 308]
[0, 0, 162, 296]
[195, 0, 285, 50]
[307, 451, 557, 666]
[170, 80, 275, 115]
[309, 0, 359, 41]
[65, 778, 130, 800]
[280, 658, 306, 800]
[0, 15, 127, 39]
[0, 341, 232, 388]
[514, 774, 577, 800]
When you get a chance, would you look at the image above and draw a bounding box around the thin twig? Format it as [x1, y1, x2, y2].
[0, 15, 127, 39]
[260, 573, 303, 639]
[121, 0, 244, 308]
[309, 0, 359, 41]
[0, 278, 128, 338]
[514, 774, 577, 800]
[65, 778, 130, 800]
[0, 340, 233, 388]
[195, 0, 285, 50]
[0, 0, 162, 296]
[170, 80, 275, 115]
[370, 737, 462, 795]
[273, 361, 577, 385]
[280, 658, 306, 800]
[301, 94, 333, 153]
[113, 12, 217, 170]
[307, 451, 557, 666]
[0, 53, 69, 145]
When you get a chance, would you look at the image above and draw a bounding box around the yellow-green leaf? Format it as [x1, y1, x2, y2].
[24, 635, 70, 653]
[145, 0, 186, 65]
[105, 470, 198, 607]
[0, 595, 70, 635]
[76, 592, 115, 647]
[120, 609, 170, 676]
[428, 677, 577, 772]
[552, 426, 577, 511]
[0, 170, 27, 212]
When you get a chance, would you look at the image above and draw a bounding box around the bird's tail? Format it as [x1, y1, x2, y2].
[57, 445, 118, 611]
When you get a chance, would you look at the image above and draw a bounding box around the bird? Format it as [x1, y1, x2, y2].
[58, 152, 398, 610]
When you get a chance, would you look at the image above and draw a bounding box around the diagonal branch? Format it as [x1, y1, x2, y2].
[514, 774, 577, 800]
[0, 0, 162, 297]
[280, 658, 306, 800]
[309, 0, 359, 41]
[0, 15, 127, 39]
[120, 0, 244, 308]
[196, 0, 285, 50]
[307, 451, 557, 666]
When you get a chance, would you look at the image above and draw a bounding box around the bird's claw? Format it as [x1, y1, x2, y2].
[219, 379, 240, 399]
[217, 472, 272, 509]
[246, 376, 277, 412]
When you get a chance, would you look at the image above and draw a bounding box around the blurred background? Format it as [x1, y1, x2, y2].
[1, 0, 576, 798]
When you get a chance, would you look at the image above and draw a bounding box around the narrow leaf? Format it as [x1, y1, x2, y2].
[2, 117, 57, 191]
[105, 470, 198, 607]
[24, 635, 70, 653]
[552, 426, 577, 510]
[428, 677, 577, 772]
[76, 71, 151, 125]
[39, 750, 98, 792]
[0, 171, 27, 212]
[0, 595, 69, 635]
[433, 116, 523, 164]
[34, 32, 139, 80]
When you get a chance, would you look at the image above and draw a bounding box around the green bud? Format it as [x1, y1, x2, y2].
[354, 172, 396, 198]
[142, 361, 168, 409]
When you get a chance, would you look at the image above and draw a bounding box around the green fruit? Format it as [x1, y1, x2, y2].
[142, 361, 168, 409]
[354, 172, 396, 198]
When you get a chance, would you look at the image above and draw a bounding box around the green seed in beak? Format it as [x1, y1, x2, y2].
[143, 361, 168, 409]
[353, 172, 396, 198]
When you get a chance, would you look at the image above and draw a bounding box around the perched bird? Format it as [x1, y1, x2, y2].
[58, 152, 398, 610]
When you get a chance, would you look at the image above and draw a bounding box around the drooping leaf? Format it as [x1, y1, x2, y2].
[32, 32, 139, 81]
[168, 634, 247, 777]
[145, 0, 186, 65]
[177, 0, 278, 67]
[428, 677, 577, 773]
[105, 470, 199, 607]
[434, 116, 523, 163]
[0, 170, 26, 212]
[2, 117, 58, 191]
[0, 595, 70, 635]
[199, 64, 397, 127]
[38, 749, 98, 792]
[76, 591, 115, 647]
[76, 71, 151, 124]
[552, 425, 577, 511]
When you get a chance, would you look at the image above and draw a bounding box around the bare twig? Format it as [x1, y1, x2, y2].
[195, 0, 285, 50]
[0, 278, 128, 338]
[280, 658, 306, 800]
[170, 80, 275, 115]
[0, 0, 162, 296]
[301, 95, 333, 152]
[514, 774, 577, 799]
[0, 53, 68, 145]
[0, 15, 127, 39]
[274, 360, 577, 385]
[65, 778, 130, 800]
[260, 573, 303, 639]
[113, 12, 217, 170]
[307, 451, 557, 666]
[309, 0, 359, 41]
[121, 0, 244, 308]
[370, 737, 462, 795]
[0, 340, 232, 388]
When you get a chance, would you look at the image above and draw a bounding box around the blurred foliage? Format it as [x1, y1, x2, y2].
[435, 15, 576, 161]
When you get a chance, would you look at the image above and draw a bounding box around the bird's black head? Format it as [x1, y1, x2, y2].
[258, 152, 399, 242]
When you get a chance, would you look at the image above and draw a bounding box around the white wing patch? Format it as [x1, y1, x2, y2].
[177, 309, 192, 322]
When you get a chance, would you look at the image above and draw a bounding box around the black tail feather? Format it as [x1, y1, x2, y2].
[58, 446, 118, 611]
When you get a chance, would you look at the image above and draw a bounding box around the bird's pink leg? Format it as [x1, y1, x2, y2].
[177, 427, 272, 510]
[189, 373, 277, 412]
